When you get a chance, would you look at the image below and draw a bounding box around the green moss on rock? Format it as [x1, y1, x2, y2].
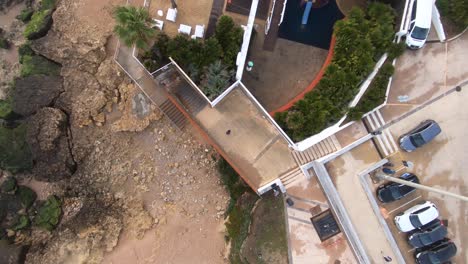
[0, 124, 33, 173]
[20, 55, 61, 77]
[34, 195, 61, 231]
[24, 9, 53, 40]
[17, 8, 34, 22]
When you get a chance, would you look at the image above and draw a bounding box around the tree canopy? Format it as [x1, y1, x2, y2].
[113, 6, 156, 49]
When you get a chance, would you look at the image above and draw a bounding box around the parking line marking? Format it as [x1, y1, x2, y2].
[407, 248, 416, 253]
[388, 195, 422, 215]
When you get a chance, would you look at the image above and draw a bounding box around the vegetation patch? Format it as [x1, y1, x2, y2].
[0, 177, 17, 193]
[437, 0, 468, 30]
[275, 3, 399, 141]
[24, 9, 53, 40]
[240, 193, 288, 264]
[141, 15, 242, 100]
[12, 215, 30, 231]
[0, 124, 33, 173]
[17, 8, 34, 22]
[16, 186, 37, 209]
[348, 63, 395, 120]
[0, 97, 13, 120]
[20, 54, 61, 77]
[34, 195, 62, 231]
[217, 158, 260, 263]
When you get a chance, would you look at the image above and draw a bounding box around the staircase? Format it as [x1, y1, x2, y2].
[159, 99, 187, 129]
[173, 83, 209, 115]
[291, 135, 341, 166]
[279, 167, 304, 187]
[364, 109, 398, 156]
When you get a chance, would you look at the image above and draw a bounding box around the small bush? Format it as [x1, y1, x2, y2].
[40, 0, 57, 10]
[0, 177, 17, 193]
[34, 195, 61, 231]
[17, 8, 34, 22]
[18, 43, 34, 64]
[20, 55, 61, 77]
[0, 37, 9, 49]
[24, 9, 52, 40]
[0, 124, 33, 173]
[13, 215, 30, 231]
[16, 186, 37, 209]
[200, 61, 233, 100]
[215, 16, 243, 69]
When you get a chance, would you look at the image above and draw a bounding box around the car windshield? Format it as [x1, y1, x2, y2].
[411, 26, 429, 40]
[420, 234, 432, 245]
[410, 134, 426, 147]
[390, 187, 401, 199]
[410, 214, 422, 227]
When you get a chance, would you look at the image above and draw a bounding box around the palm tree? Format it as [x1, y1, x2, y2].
[113, 6, 155, 49]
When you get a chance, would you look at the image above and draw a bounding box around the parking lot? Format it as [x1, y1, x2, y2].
[369, 84, 468, 263]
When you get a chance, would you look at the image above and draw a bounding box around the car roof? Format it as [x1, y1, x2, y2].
[420, 121, 441, 141]
[417, 205, 438, 224]
[414, 0, 432, 28]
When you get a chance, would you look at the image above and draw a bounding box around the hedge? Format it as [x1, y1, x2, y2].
[275, 3, 398, 141]
[348, 63, 395, 120]
[437, 0, 468, 30]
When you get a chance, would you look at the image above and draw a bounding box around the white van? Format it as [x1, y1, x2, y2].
[406, 0, 433, 49]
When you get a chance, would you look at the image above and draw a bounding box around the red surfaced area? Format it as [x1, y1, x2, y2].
[269, 35, 336, 116]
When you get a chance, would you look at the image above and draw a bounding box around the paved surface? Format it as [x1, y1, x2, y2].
[381, 32, 468, 122]
[149, 0, 212, 38]
[285, 175, 356, 264]
[325, 140, 401, 263]
[195, 86, 296, 188]
[244, 29, 328, 112]
[376, 84, 468, 263]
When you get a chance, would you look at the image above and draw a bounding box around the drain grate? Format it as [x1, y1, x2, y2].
[311, 209, 341, 242]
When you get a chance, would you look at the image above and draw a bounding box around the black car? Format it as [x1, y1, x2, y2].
[377, 173, 420, 203]
[399, 120, 441, 152]
[415, 238, 457, 264]
[408, 220, 447, 248]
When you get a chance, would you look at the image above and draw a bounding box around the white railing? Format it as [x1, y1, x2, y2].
[279, 0, 287, 25]
[265, 0, 277, 34]
[236, 0, 259, 81]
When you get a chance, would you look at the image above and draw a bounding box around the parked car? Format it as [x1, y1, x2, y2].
[394, 201, 439, 232]
[377, 173, 419, 203]
[399, 120, 441, 152]
[415, 238, 457, 264]
[405, 0, 432, 49]
[408, 220, 447, 248]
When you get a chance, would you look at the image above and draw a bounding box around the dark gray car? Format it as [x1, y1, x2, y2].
[408, 220, 447, 248]
[399, 120, 441, 152]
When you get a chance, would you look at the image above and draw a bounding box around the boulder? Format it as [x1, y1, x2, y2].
[12, 75, 64, 116]
[26, 108, 76, 181]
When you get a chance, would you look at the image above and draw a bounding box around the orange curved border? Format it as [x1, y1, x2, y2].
[269, 35, 337, 116]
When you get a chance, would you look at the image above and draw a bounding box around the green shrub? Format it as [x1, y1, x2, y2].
[214, 16, 243, 69]
[24, 9, 52, 40]
[437, 0, 468, 29]
[0, 177, 17, 193]
[20, 55, 61, 77]
[16, 186, 37, 209]
[13, 215, 30, 231]
[0, 124, 32, 173]
[17, 8, 34, 22]
[40, 0, 57, 10]
[0, 37, 9, 49]
[217, 158, 250, 216]
[200, 61, 233, 100]
[275, 3, 398, 141]
[348, 63, 395, 120]
[34, 195, 61, 231]
[0, 98, 13, 119]
[18, 43, 35, 64]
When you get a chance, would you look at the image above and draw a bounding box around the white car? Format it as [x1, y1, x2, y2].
[394, 201, 439, 232]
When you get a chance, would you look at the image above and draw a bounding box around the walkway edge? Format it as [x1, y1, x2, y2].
[312, 161, 371, 264]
